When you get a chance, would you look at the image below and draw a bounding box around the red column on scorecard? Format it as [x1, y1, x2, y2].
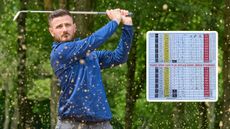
[204, 34, 210, 97]
[204, 67, 210, 97]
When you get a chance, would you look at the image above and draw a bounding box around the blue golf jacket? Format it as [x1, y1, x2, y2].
[50, 20, 133, 122]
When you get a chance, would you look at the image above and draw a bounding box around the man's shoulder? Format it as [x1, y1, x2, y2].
[51, 38, 79, 52]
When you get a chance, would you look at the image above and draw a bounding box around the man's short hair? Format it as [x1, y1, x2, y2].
[48, 9, 73, 25]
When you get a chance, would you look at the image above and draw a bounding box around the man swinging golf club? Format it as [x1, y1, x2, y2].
[49, 8, 133, 129]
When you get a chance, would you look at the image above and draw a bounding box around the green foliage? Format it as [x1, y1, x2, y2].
[27, 78, 51, 100]
[31, 99, 51, 128]
[102, 65, 128, 126]
[0, 0, 18, 87]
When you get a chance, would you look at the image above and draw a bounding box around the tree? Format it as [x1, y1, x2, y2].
[222, 0, 230, 128]
[75, 0, 95, 37]
[3, 73, 10, 129]
[43, 1, 60, 128]
[125, 1, 146, 128]
[17, 0, 29, 128]
[125, 21, 146, 129]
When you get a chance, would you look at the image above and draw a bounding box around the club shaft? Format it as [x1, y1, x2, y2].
[13, 10, 133, 21]
[20, 10, 105, 14]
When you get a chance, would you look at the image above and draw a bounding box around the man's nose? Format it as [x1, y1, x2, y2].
[62, 26, 67, 32]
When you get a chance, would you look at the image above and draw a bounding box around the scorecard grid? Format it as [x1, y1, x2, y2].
[146, 31, 218, 102]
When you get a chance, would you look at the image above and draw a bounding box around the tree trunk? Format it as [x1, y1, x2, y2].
[125, 25, 147, 129]
[44, 0, 52, 10]
[3, 82, 9, 129]
[10, 88, 19, 129]
[43, 1, 59, 129]
[10, 104, 19, 129]
[207, 102, 215, 129]
[125, 33, 137, 129]
[205, 1, 219, 128]
[59, 0, 68, 9]
[172, 103, 185, 129]
[50, 75, 59, 129]
[222, 0, 230, 128]
[17, 0, 29, 128]
[198, 102, 208, 129]
[124, 10, 148, 128]
[75, 0, 94, 37]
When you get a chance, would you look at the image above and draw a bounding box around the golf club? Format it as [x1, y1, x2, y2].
[13, 10, 133, 21]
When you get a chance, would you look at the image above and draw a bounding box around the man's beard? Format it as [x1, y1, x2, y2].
[55, 33, 75, 42]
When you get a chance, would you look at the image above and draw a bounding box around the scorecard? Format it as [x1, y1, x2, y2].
[146, 31, 218, 102]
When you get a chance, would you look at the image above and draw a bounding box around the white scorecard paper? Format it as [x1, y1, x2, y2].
[146, 31, 218, 102]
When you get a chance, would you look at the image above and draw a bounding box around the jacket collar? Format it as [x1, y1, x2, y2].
[52, 38, 80, 48]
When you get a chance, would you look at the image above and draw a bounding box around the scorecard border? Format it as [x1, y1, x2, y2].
[146, 31, 218, 102]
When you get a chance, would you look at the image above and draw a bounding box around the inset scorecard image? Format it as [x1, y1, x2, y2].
[146, 31, 218, 102]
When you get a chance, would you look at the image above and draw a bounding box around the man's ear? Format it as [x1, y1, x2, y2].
[73, 23, 76, 33]
[49, 27, 54, 37]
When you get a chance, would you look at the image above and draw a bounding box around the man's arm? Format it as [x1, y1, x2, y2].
[96, 10, 134, 69]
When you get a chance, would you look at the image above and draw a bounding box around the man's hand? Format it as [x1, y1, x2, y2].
[106, 9, 122, 25]
[120, 9, 133, 25]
